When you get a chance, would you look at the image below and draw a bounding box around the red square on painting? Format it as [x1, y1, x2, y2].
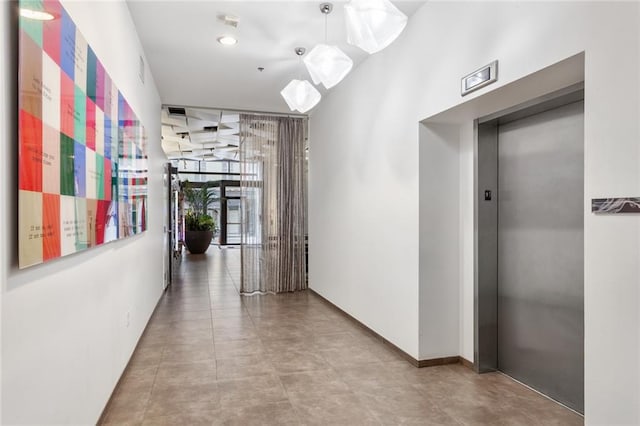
[19, 111, 43, 192]
[42, 193, 61, 260]
[86, 97, 96, 150]
[42, 0, 62, 64]
[60, 72, 74, 138]
[95, 200, 110, 245]
[141, 198, 146, 231]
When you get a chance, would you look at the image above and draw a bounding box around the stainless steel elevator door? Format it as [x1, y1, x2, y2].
[497, 100, 584, 413]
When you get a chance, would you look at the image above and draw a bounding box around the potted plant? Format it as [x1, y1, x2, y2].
[182, 181, 216, 254]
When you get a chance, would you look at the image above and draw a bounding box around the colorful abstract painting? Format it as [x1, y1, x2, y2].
[19, 0, 148, 268]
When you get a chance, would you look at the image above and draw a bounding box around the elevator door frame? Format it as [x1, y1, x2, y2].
[473, 83, 585, 375]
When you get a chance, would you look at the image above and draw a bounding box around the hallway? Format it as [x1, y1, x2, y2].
[100, 249, 583, 425]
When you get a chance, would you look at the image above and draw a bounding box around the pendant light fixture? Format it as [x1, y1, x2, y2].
[280, 47, 322, 113]
[304, 3, 353, 89]
[344, 0, 407, 54]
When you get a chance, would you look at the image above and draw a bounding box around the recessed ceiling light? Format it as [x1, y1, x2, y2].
[217, 36, 237, 46]
[20, 8, 55, 21]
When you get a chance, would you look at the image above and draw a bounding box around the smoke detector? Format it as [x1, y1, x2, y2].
[219, 14, 239, 28]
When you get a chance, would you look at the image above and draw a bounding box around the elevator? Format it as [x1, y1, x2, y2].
[475, 86, 584, 413]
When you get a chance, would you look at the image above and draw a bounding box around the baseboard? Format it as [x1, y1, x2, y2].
[417, 356, 461, 368]
[309, 288, 466, 369]
[459, 356, 474, 370]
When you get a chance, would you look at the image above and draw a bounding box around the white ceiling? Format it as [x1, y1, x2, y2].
[127, 1, 426, 114]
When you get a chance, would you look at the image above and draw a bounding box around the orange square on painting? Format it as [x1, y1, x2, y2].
[19, 110, 43, 192]
[42, 193, 61, 260]
[104, 158, 112, 200]
[60, 72, 74, 138]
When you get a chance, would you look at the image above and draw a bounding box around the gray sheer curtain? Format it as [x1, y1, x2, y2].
[239, 114, 307, 294]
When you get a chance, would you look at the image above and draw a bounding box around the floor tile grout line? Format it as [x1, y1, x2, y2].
[138, 303, 168, 424]
[205, 254, 222, 382]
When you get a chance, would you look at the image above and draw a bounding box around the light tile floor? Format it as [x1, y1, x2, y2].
[101, 248, 583, 425]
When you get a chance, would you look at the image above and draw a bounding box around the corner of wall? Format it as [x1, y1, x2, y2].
[418, 122, 461, 360]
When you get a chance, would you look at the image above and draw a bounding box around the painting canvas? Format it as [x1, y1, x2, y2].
[592, 198, 640, 214]
[19, 0, 148, 268]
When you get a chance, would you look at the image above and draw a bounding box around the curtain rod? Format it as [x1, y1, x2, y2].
[162, 103, 308, 119]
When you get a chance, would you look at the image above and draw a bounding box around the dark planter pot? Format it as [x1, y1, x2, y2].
[184, 230, 213, 254]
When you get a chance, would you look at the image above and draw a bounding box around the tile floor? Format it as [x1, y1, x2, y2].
[101, 248, 583, 425]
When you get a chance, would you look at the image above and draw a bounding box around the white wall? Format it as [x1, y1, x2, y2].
[309, 1, 639, 424]
[308, 50, 421, 357]
[1, 1, 164, 424]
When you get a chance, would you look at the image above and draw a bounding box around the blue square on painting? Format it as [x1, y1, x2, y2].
[118, 92, 125, 122]
[60, 8, 76, 80]
[121, 176, 129, 200]
[104, 117, 112, 159]
[74, 141, 86, 197]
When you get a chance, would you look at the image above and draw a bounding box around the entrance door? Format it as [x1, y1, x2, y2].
[217, 180, 241, 245]
[497, 100, 584, 412]
[163, 163, 180, 289]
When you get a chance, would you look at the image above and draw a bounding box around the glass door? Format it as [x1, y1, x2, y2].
[218, 181, 241, 245]
[226, 198, 241, 245]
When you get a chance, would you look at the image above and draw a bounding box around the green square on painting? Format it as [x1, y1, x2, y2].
[96, 153, 105, 199]
[74, 198, 88, 251]
[111, 162, 118, 201]
[60, 134, 75, 196]
[19, 0, 44, 47]
[74, 86, 86, 144]
[131, 202, 137, 234]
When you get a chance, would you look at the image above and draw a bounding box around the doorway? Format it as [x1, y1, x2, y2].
[475, 88, 584, 413]
[213, 180, 241, 246]
[163, 163, 180, 288]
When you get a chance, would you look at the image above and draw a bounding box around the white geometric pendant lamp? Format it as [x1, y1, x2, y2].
[344, 0, 408, 54]
[281, 80, 321, 113]
[280, 48, 322, 113]
[303, 3, 353, 89]
[304, 43, 353, 89]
